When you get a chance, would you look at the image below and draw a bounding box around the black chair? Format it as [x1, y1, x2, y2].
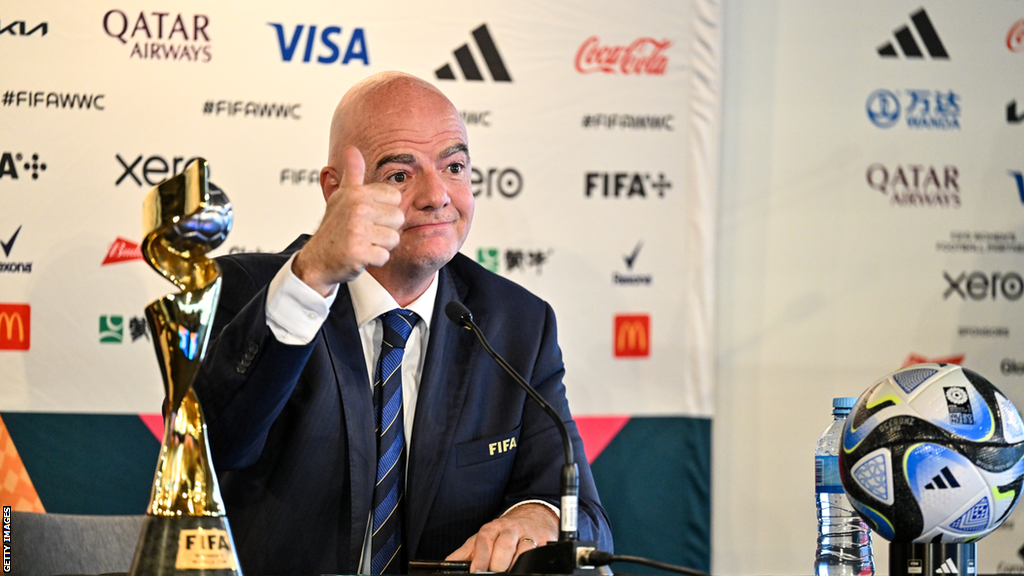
[9, 511, 143, 576]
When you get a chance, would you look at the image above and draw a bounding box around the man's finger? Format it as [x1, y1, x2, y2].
[486, 529, 524, 572]
[372, 183, 403, 207]
[470, 534, 494, 573]
[339, 145, 366, 188]
[372, 202, 405, 233]
[367, 225, 401, 252]
[512, 537, 538, 568]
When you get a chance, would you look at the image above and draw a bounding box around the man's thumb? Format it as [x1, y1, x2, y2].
[339, 145, 366, 188]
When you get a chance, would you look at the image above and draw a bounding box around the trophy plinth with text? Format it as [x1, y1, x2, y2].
[128, 158, 241, 576]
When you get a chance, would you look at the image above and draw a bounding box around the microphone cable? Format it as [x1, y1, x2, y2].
[582, 550, 712, 576]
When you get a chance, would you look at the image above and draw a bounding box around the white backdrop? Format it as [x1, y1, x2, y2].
[14, 0, 1024, 573]
[0, 5, 720, 567]
[0, 0, 718, 419]
[717, 1, 1024, 574]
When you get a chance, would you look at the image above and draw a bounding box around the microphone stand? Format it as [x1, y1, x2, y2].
[445, 301, 608, 575]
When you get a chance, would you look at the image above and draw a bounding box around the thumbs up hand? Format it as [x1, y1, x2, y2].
[292, 146, 404, 296]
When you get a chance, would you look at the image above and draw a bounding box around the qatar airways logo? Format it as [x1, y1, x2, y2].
[574, 36, 671, 75]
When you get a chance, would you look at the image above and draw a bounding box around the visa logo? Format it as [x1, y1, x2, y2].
[1011, 171, 1024, 204]
[267, 24, 369, 65]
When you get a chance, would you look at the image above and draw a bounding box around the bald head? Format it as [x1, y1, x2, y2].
[327, 71, 463, 170]
[314, 71, 473, 300]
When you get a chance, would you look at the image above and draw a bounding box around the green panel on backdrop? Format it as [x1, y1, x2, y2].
[2, 413, 160, 515]
[590, 416, 711, 574]
[1, 410, 713, 570]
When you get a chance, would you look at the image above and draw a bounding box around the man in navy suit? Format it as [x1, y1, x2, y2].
[193, 71, 612, 575]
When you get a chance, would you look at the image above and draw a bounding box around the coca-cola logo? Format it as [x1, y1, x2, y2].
[574, 36, 671, 75]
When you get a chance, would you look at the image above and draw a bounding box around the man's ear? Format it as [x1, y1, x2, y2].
[320, 166, 338, 201]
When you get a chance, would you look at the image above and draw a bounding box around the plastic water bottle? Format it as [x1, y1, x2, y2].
[815, 397, 873, 576]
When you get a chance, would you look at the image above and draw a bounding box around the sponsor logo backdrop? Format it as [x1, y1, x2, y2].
[0, 0, 719, 571]
[716, 2, 1024, 574]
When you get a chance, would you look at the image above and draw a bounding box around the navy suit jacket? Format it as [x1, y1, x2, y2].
[192, 237, 612, 575]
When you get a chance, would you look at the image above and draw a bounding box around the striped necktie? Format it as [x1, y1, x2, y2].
[371, 308, 418, 574]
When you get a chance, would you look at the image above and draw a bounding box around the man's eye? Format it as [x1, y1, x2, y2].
[447, 163, 464, 174]
[388, 172, 407, 183]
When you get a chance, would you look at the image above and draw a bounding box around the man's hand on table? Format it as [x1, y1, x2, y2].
[445, 503, 559, 572]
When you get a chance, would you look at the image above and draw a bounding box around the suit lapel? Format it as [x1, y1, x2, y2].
[406, 266, 476, 558]
[321, 284, 375, 570]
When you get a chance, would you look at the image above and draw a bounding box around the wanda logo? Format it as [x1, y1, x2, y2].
[575, 36, 671, 75]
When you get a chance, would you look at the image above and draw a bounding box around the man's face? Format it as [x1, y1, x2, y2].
[342, 86, 474, 279]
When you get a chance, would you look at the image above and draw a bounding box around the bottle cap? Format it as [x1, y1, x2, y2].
[833, 397, 857, 409]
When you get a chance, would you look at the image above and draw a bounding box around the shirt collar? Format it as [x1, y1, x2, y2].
[348, 270, 437, 329]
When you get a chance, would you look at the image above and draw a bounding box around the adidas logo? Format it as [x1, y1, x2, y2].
[936, 557, 958, 575]
[877, 8, 949, 59]
[924, 466, 961, 490]
[435, 24, 512, 82]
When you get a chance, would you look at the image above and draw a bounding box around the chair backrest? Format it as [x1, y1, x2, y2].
[8, 511, 144, 576]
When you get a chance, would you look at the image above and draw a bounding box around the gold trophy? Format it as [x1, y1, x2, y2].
[128, 158, 241, 575]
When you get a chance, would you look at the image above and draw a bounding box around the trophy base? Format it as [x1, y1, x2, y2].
[128, 514, 242, 576]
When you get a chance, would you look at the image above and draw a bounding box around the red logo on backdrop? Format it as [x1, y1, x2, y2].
[1008, 19, 1024, 52]
[0, 304, 30, 351]
[102, 237, 144, 265]
[902, 353, 965, 368]
[575, 36, 671, 75]
[614, 314, 650, 357]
